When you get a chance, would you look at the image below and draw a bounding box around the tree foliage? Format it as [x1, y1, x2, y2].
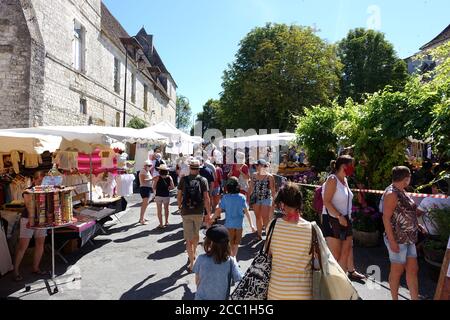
[219, 23, 342, 132]
[176, 95, 192, 131]
[423, 41, 450, 158]
[296, 41, 450, 189]
[337, 28, 408, 103]
[127, 116, 148, 129]
[196, 99, 222, 135]
[296, 104, 340, 171]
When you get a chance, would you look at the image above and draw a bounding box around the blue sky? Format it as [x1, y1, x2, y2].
[103, 0, 449, 118]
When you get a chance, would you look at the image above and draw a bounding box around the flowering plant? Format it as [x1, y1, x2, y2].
[351, 204, 381, 233]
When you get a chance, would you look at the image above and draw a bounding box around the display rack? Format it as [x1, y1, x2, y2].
[25, 222, 81, 295]
[22, 186, 81, 294]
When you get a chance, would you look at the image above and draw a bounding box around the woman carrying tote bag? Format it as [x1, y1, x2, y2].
[231, 182, 314, 300]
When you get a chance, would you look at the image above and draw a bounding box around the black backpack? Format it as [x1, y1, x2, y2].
[182, 176, 204, 210]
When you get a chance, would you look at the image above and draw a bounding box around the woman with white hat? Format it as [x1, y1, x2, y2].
[138, 160, 153, 225]
[153, 164, 175, 229]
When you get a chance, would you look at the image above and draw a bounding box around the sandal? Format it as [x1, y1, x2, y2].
[14, 274, 23, 282]
[348, 270, 366, 280]
[32, 270, 48, 276]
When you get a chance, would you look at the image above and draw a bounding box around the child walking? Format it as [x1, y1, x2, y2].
[193, 225, 242, 300]
[212, 177, 256, 257]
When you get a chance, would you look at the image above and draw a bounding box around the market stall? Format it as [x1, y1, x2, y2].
[134, 121, 202, 185]
[222, 132, 308, 177]
[141, 121, 202, 155]
[0, 126, 165, 266]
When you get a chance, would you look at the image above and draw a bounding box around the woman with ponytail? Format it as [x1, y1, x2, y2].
[321, 155, 356, 274]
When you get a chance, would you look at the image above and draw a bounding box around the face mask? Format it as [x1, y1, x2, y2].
[281, 204, 300, 223]
[344, 164, 355, 177]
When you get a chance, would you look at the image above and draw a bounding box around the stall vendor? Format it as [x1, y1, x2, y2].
[13, 171, 48, 282]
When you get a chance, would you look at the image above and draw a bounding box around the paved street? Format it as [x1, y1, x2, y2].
[0, 194, 438, 300]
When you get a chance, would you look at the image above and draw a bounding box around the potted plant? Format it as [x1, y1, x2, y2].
[422, 207, 450, 268]
[352, 205, 382, 247]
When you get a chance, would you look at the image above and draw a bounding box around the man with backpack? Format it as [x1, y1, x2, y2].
[177, 159, 211, 272]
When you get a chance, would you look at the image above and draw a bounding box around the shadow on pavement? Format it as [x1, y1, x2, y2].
[120, 266, 191, 300]
[237, 234, 263, 263]
[104, 222, 142, 235]
[113, 230, 153, 243]
[352, 245, 437, 299]
[148, 240, 186, 260]
[162, 222, 183, 233]
[0, 238, 112, 299]
[158, 229, 184, 244]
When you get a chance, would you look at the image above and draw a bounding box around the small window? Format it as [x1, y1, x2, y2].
[80, 98, 87, 115]
[131, 73, 136, 103]
[73, 21, 85, 72]
[114, 57, 121, 94]
[116, 112, 121, 127]
[143, 84, 148, 111]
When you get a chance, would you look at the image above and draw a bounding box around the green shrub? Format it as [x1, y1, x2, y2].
[428, 207, 450, 244]
[301, 188, 321, 224]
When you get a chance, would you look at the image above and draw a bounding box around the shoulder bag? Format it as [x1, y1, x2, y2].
[230, 218, 278, 300]
[310, 222, 360, 300]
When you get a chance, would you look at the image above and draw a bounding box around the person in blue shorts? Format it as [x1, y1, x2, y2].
[212, 177, 255, 257]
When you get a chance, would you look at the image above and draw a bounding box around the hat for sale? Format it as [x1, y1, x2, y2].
[206, 225, 229, 243]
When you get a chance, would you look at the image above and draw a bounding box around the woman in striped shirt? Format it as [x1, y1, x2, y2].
[267, 182, 313, 300]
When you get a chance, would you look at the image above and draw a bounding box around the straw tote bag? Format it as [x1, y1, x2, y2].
[230, 219, 278, 300]
[310, 222, 360, 300]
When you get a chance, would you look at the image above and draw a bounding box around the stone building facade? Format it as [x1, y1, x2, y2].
[405, 24, 450, 74]
[0, 0, 177, 129]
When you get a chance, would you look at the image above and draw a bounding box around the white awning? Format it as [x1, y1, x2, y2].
[142, 121, 202, 154]
[2, 126, 168, 153]
[0, 131, 62, 154]
[223, 132, 296, 148]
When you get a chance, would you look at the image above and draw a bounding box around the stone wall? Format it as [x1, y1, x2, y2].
[0, 0, 176, 129]
[0, 0, 31, 129]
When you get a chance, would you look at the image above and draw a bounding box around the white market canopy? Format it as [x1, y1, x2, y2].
[1, 126, 168, 153]
[141, 121, 203, 155]
[223, 132, 297, 149]
[0, 131, 62, 154]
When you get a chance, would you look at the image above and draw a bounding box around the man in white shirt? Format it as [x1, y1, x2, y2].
[417, 182, 450, 236]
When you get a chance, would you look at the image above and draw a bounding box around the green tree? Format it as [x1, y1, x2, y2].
[220, 23, 342, 132]
[424, 41, 450, 159]
[196, 99, 222, 135]
[337, 28, 408, 103]
[295, 104, 340, 171]
[127, 116, 148, 129]
[176, 95, 192, 131]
